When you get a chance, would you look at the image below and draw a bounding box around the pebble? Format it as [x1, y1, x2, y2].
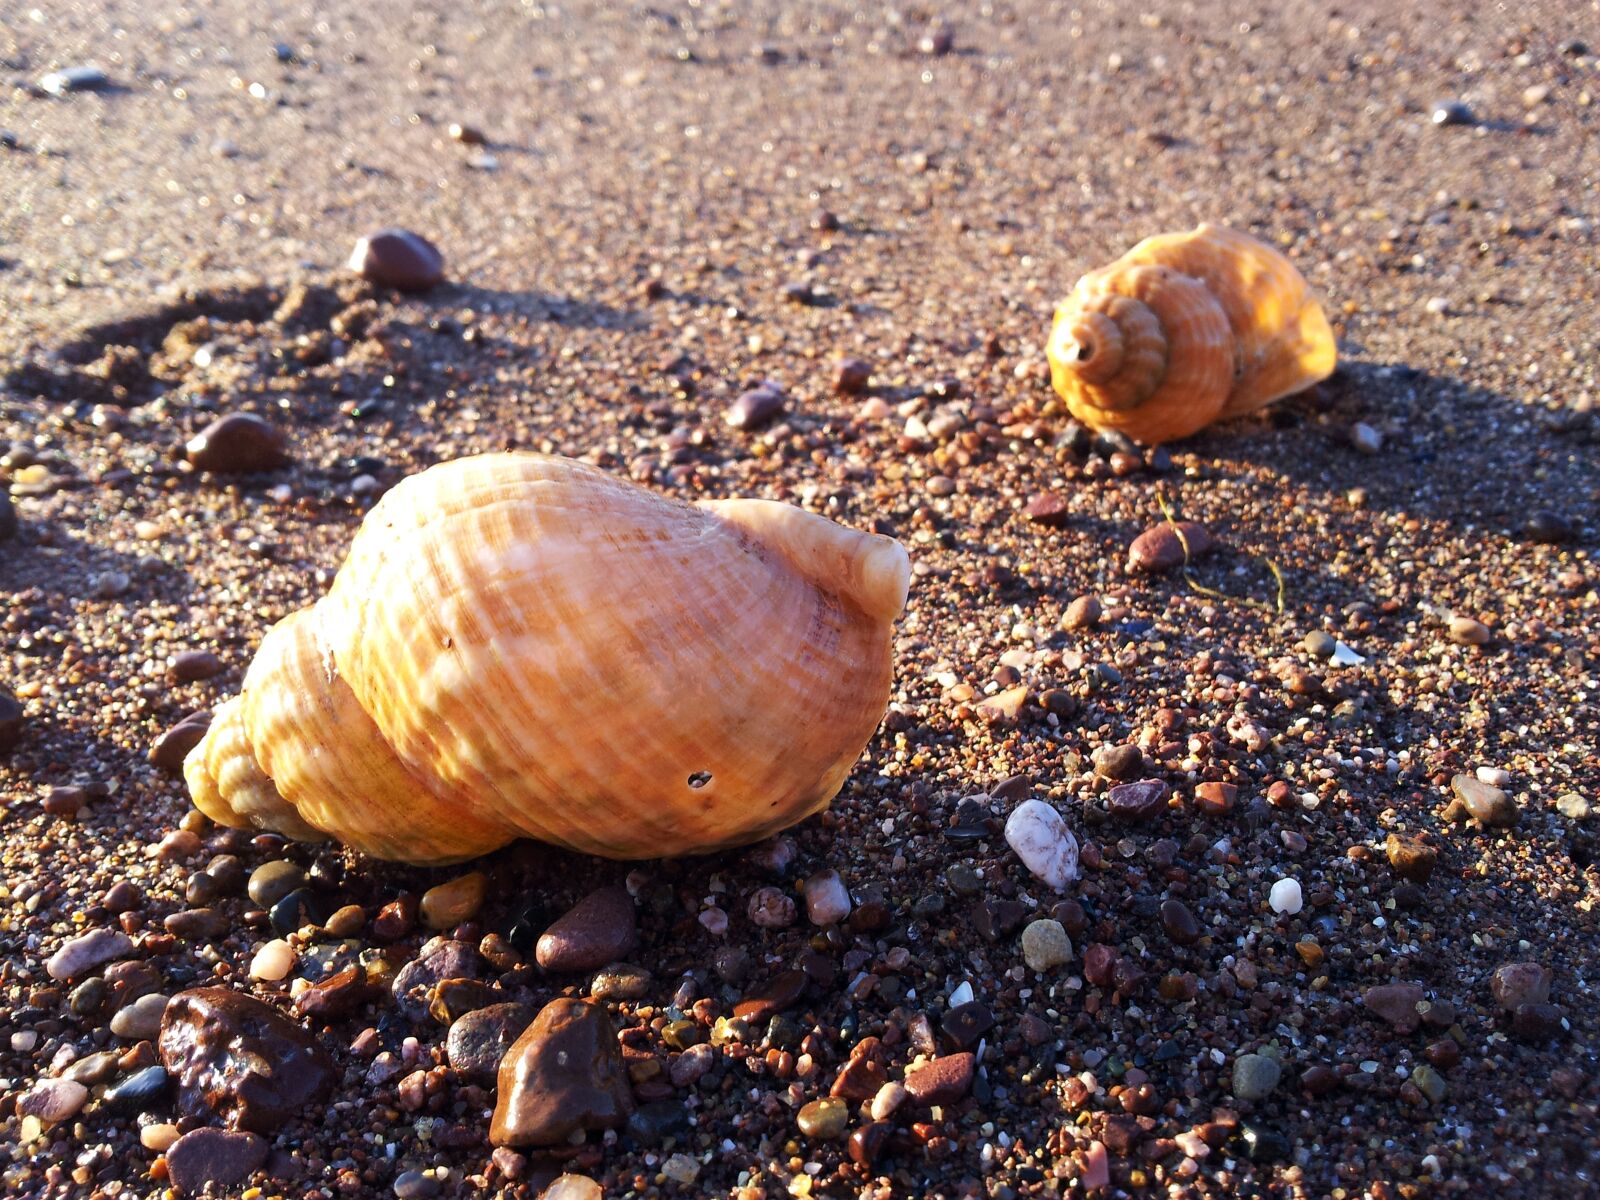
[46, 927, 135, 981]
[149, 710, 211, 772]
[870, 1080, 908, 1120]
[110, 992, 169, 1040]
[903, 1052, 975, 1106]
[158, 987, 334, 1133]
[1489, 962, 1551, 1011]
[0, 492, 15, 542]
[1004, 799, 1080, 891]
[541, 1175, 602, 1200]
[1302, 630, 1337, 658]
[1411, 1064, 1447, 1104]
[250, 939, 297, 981]
[443, 1002, 536, 1082]
[1159, 899, 1202, 946]
[168, 650, 224, 682]
[835, 358, 872, 394]
[1127, 521, 1214, 573]
[140, 1123, 180, 1152]
[1475, 765, 1511, 787]
[670, 1041, 716, 1087]
[325, 903, 366, 937]
[1023, 492, 1071, 528]
[536, 886, 638, 973]
[1447, 615, 1491, 645]
[186, 414, 292, 474]
[100, 1064, 172, 1115]
[349, 229, 445, 291]
[393, 937, 481, 1021]
[660, 1155, 700, 1185]
[589, 962, 652, 1002]
[1364, 982, 1426, 1034]
[1232, 1053, 1281, 1101]
[1268, 878, 1303, 915]
[1511, 1002, 1563, 1041]
[725, 387, 785, 431]
[1524, 509, 1575, 544]
[103, 880, 144, 913]
[1020, 918, 1073, 971]
[421, 871, 486, 929]
[803, 869, 852, 926]
[1431, 99, 1475, 126]
[797, 1096, 848, 1138]
[0, 687, 22, 751]
[16, 1078, 89, 1125]
[734, 968, 807, 1022]
[393, 1171, 441, 1199]
[295, 965, 382, 1021]
[1062, 594, 1102, 629]
[1449, 773, 1519, 827]
[490, 998, 632, 1146]
[448, 121, 487, 144]
[747, 885, 797, 928]
[1379, 832, 1435, 887]
[165, 1128, 268, 1196]
[1556, 792, 1591, 820]
[1107, 778, 1168, 822]
[1350, 422, 1384, 452]
[40, 66, 108, 95]
[848, 1121, 893, 1166]
[1092, 743, 1143, 780]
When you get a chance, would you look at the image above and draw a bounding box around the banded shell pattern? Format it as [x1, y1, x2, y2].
[185, 453, 911, 863]
[1046, 223, 1338, 444]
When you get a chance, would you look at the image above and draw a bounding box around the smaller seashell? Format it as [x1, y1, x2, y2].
[1046, 224, 1337, 444]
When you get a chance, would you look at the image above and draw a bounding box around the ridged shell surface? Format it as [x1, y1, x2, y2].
[186, 453, 911, 863]
[1046, 224, 1337, 444]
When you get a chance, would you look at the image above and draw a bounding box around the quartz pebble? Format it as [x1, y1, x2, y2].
[541, 1175, 603, 1200]
[803, 869, 852, 926]
[1020, 918, 1073, 971]
[1004, 799, 1080, 891]
[871, 1081, 907, 1120]
[40, 66, 108, 95]
[46, 928, 134, 981]
[1268, 878, 1302, 915]
[16, 1078, 89, 1124]
[250, 939, 297, 981]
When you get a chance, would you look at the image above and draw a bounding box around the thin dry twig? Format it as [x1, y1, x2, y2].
[1156, 488, 1287, 615]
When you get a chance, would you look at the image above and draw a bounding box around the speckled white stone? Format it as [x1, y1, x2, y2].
[1004, 799, 1080, 891]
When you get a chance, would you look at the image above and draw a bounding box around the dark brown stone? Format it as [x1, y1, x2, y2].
[149, 711, 211, 772]
[169, 650, 224, 683]
[295, 966, 383, 1021]
[1385, 832, 1438, 882]
[847, 1121, 892, 1166]
[733, 968, 807, 1022]
[349, 229, 445, 291]
[836, 358, 872, 395]
[941, 1001, 994, 1051]
[186, 414, 291, 474]
[1128, 521, 1214, 573]
[447, 1002, 537, 1083]
[725, 388, 785, 431]
[158, 987, 333, 1133]
[1159, 899, 1201, 946]
[489, 998, 632, 1146]
[1023, 492, 1071, 528]
[0, 688, 24, 752]
[164, 1127, 268, 1196]
[973, 899, 1025, 940]
[1363, 983, 1426, 1034]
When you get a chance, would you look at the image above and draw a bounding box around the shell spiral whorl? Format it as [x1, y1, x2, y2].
[1046, 224, 1337, 444]
[185, 453, 911, 864]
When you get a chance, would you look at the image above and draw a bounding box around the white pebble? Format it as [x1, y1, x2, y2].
[803, 870, 852, 926]
[947, 980, 974, 1008]
[1004, 799, 1080, 891]
[250, 938, 297, 981]
[541, 1175, 603, 1200]
[1476, 766, 1511, 787]
[109, 993, 169, 1041]
[697, 907, 729, 936]
[1268, 878, 1303, 915]
[870, 1081, 908, 1121]
[1424, 296, 1450, 315]
[1350, 423, 1383, 454]
[11, 1030, 38, 1052]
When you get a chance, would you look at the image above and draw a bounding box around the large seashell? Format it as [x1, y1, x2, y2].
[1046, 224, 1337, 444]
[185, 453, 910, 864]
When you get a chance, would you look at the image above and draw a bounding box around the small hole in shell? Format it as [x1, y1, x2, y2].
[1074, 340, 1094, 363]
[687, 771, 713, 789]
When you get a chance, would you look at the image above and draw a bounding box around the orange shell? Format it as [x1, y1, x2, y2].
[185, 453, 910, 864]
[1046, 224, 1337, 444]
